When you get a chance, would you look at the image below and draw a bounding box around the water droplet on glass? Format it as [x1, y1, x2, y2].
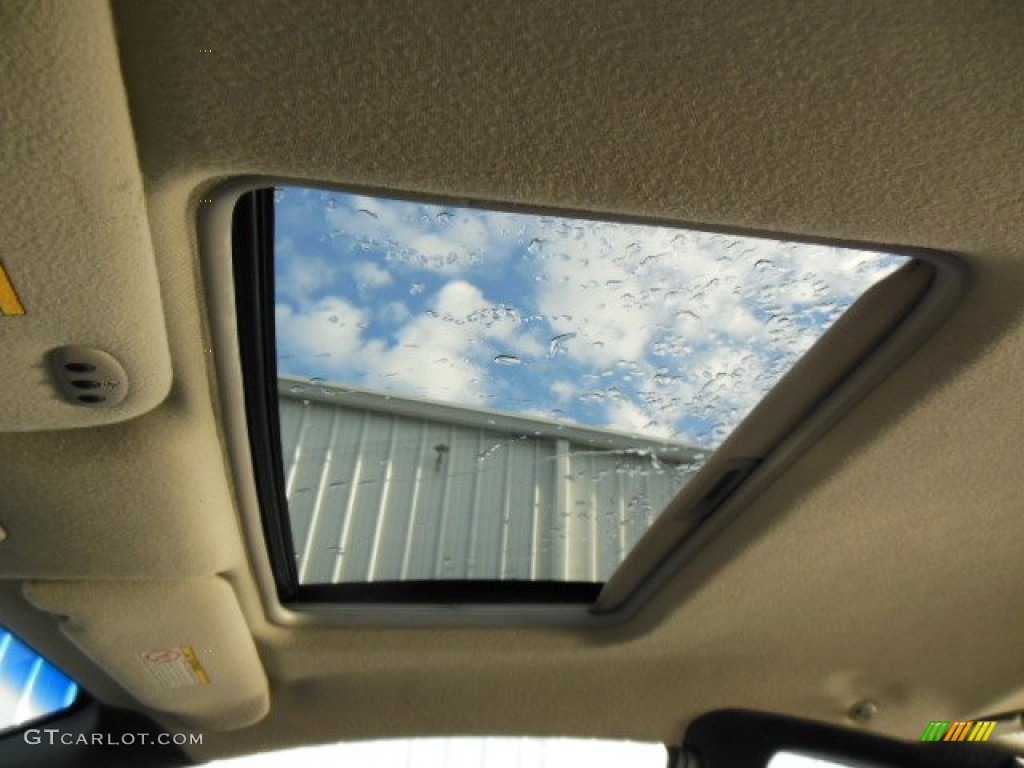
[328, 315, 339, 323]
[273, 189, 285, 203]
[410, 282, 426, 295]
[547, 332, 577, 358]
[493, 354, 522, 366]
[309, 377, 325, 385]
[290, 384, 307, 393]
[477, 444, 503, 464]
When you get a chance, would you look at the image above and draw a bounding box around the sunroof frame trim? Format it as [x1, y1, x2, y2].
[201, 175, 967, 629]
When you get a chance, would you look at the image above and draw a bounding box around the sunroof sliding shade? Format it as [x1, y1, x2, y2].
[241, 185, 909, 603]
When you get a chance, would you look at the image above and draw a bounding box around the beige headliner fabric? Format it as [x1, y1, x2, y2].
[0, 0, 1022, 760]
[0, 2, 245, 581]
[0, 1, 172, 431]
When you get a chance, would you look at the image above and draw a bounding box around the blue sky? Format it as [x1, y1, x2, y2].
[274, 187, 904, 449]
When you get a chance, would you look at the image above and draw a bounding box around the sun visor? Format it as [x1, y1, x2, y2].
[0, 1, 172, 431]
[23, 578, 269, 732]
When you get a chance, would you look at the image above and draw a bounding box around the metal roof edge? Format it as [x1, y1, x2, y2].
[277, 374, 704, 460]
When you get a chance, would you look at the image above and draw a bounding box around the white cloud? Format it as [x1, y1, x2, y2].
[275, 298, 366, 371]
[275, 279, 546, 405]
[351, 260, 393, 289]
[274, 236, 342, 306]
[551, 379, 577, 403]
[520, 220, 903, 442]
[323, 197, 516, 277]
[275, 188, 905, 446]
[605, 398, 674, 439]
[364, 285, 490, 403]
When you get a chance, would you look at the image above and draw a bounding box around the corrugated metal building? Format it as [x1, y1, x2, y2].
[278, 377, 702, 584]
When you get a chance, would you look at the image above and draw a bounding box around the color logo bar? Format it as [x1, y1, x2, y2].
[921, 720, 997, 742]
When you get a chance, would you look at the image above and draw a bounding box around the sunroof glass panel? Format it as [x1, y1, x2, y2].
[271, 187, 906, 590]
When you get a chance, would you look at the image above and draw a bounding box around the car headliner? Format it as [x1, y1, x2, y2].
[1, 0, 1022, 762]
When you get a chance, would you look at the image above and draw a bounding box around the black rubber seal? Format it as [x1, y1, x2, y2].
[232, 190, 300, 602]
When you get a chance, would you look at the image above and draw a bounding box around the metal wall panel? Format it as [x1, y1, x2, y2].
[279, 388, 699, 584]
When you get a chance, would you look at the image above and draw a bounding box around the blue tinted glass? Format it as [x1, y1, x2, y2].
[0, 628, 79, 730]
[273, 187, 905, 447]
[271, 187, 908, 586]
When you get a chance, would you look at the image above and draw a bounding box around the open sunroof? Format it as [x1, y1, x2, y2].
[230, 185, 940, 609]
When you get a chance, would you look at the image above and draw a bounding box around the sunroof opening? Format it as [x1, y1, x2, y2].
[251, 186, 909, 602]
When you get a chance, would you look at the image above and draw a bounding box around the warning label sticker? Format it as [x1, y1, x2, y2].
[0, 262, 26, 316]
[140, 646, 210, 688]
